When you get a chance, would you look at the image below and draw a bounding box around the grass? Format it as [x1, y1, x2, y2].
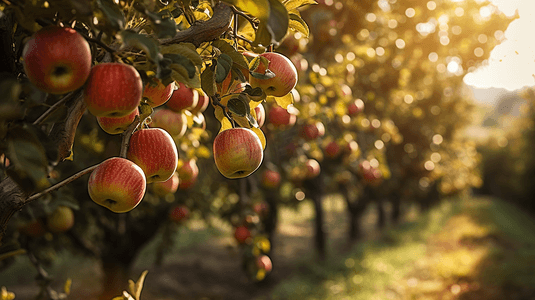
[268, 196, 535, 300]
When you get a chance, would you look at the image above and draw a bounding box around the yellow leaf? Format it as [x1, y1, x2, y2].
[222, 0, 270, 22]
[270, 92, 294, 109]
[64, 278, 72, 295]
[1, 287, 15, 300]
[256, 269, 267, 281]
[251, 127, 266, 149]
[214, 106, 225, 122]
[219, 117, 233, 133]
[196, 145, 212, 159]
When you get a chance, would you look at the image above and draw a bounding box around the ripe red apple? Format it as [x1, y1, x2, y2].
[97, 108, 139, 135]
[142, 79, 175, 108]
[254, 104, 266, 128]
[347, 99, 365, 115]
[268, 106, 296, 127]
[191, 92, 210, 114]
[18, 219, 46, 237]
[127, 128, 178, 183]
[150, 108, 188, 138]
[261, 169, 281, 189]
[152, 172, 180, 197]
[249, 52, 298, 97]
[256, 255, 273, 273]
[213, 128, 264, 179]
[300, 122, 325, 140]
[304, 159, 321, 179]
[23, 26, 91, 94]
[88, 157, 147, 213]
[166, 82, 199, 112]
[325, 141, 342, 159]
[177, 159, 199, 190]
[84, 63, 143, 117]
[46, 206, 74, 233]
[234, 225, 252, 244]
[169, 205, 190, 223]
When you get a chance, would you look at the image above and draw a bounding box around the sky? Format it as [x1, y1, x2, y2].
[463, 0, 535, 91]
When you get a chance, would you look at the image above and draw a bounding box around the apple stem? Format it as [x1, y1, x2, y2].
[32, 90, 80, 125]
[120, 115, 141, 158]
[26, 164, 99, 204]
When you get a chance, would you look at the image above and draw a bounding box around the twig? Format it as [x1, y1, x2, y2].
[0, 248, 26, 261]
[33, 91, 79, 126]
[27, 251, 56, 300]
[79, 32, 116, 57]
[26, 164, 99, 204]
[229, 33, 254, 45]
[229, 5, 258, 28]
[120, 115, 141, 158]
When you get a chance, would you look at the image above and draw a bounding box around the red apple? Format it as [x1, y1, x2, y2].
[300, 122, 325, 140]
[325, 141, 342, 159]
[234, 225, 252, 244]
[177, 159, 199, 190]
[150, 108, 188, 138]
[305, 159, 321, 179]
[261, 169, 281, 189]
[253, 202, 269, 218]
[23, 26, 91, 94]
[256, 254, 273, 273]
[143, 79, 175, 108]
[152, 172, 180, 196]
[84, 63, 143, 117]
[347, 99, 365, 115]
[18, 219, 46, 237]
[249, 52, 298, 97]
[97, 108, 139, 135]
[166, 82, 199, 112]
[213, 128, 264, 179]
[268, 106, 296, 127]
[191, 92, 210, 114]
[127, 128, 179, 183]
[46, 206, 74, 233]
[254, 104, 266, 128]
[169, 205, 190, 223]
[88, 157, 147, 213]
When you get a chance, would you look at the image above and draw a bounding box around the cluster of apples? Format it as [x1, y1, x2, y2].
[18, 206, 75, 237]
[213, 51, 298, 179]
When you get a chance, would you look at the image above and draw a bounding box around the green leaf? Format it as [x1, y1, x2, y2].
[244, 85, 266, 102]
[227, 95, 250, 117]
[289, 13, 310, 37]
[133, 3, 177, 38]
[201, 63, 217, 97]
[96, 0, 126, 31]
[164, 53, 196, 79]
[212, 39, 249, 70]
[283, 0, 317, 12]
[266, 0, 289, 45]
[216, 53, 233, 83]
[161, 43, 203, 66]
[250, 69, 275, 80]
[119, 30, 161, 62]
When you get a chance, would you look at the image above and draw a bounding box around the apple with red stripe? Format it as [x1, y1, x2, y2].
[150, 108, 188, 138]
[177, 159, 199, 190]
[142, 78, 175, 108]
[213, 128, 264, 179]
[268, 105, 296, 127]
[169, 205, 190, 223]
[97, 108, 139, 135]
[152, 172, 180, 197]
[249, 52, 298, 97]
[166, 82, 199, 112]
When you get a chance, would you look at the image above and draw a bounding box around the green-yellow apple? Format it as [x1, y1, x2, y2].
[304, 159, 321, 179]
[347, 99, 365, 115]
[261, 169, 281, 189]
[152, 172, 179, 197]
[88, 157, 146, 213]
[97, 108, 139, 135]
[300, 122, 325, 140]
[234, 225, 252, 244]
[127, 128, 178, 183]
[18, 219, 46, 237]
[143, 79, 175, 108]
[177, 159, 199, 190]
[46, 206, 74, 233]
[249, 52, 298, 97]
[169, 205, 190, 223]
[256, 254, 273, 273]
[150, 108, 187, 138]
[23, 26, 91, 94]
[84, 63, 143, 117]
[254, 104, 266, 128]
[166, 82, 199, 112]
[213, 128, 264, 179]
[268, 106, 296, 127]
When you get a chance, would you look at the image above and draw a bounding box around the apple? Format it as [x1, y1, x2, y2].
[261, 169, 281, 189]
[142, 79, 175, 108]
[256, 255, 273, 273]
[300, 122, 325, 140]
[234, 225, 252, 244]
[169, 205, 190, 223]
[254, 104, 266, 128]
[46, 206, 74, 233]
[268, 106, 296, 127]
[304, 159, 321, 179]
[325, 141, 342, 159]
[249, 52, 298, 97]
[18, 219, 46, 237]
[166, 82, 199, 112]
[97, 108, 139, 135]
[152, 172, 180, 197]
[348, 99, 365, 115]
[84, 63, 143, 117]
[127, 128, 179, 183]
[150, 108, 188, 138]
[191, 92, 210, 115]
[23, 26, 91, 94]
[88, 157, 147, 213]
[213, 128, 264, 179]
[177, 159, 199, 190]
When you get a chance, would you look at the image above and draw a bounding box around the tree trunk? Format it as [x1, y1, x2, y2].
[305, 174, 326, 260]
[99, 258, 133, 300]
[377, 198, 386, 230]
[263, 189, 279, 251]
[391, 196, 401, 224]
